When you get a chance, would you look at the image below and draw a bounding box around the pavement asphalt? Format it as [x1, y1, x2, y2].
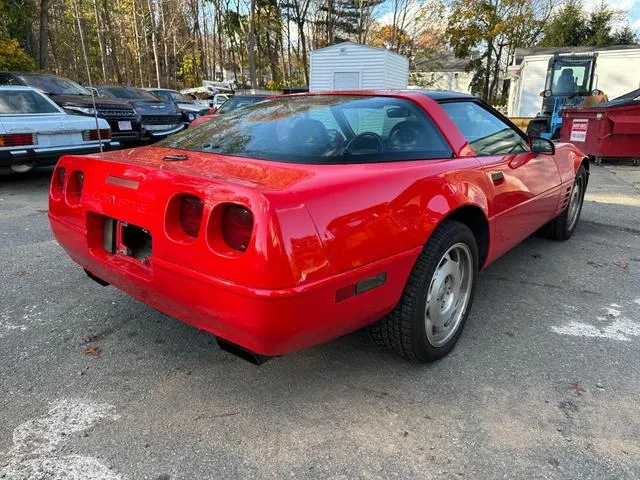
[0, 161, 639, 480]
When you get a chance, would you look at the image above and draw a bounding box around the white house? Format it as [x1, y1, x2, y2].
[410, 53, 474, 93]
[309, 42, 409, 92]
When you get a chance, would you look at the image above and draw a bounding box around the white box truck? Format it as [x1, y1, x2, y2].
[506, 46, 640, 132]
[309, 42, 409, 92]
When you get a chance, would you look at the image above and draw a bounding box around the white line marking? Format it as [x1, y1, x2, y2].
[0, 305, 44, 339]
[1, 399, 123, 479]
[551, 300, 640, 341]
[551, 318, 640, 341]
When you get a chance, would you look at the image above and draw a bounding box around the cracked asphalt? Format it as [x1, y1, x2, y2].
[1, 162, 639, 479]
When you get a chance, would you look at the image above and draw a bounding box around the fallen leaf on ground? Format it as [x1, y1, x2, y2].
[615, 260, 628, 269]
[569, 383, 586, 396]
[83, 346, 101, 356]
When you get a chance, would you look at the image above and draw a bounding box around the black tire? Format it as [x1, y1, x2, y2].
[541, 165, 587, 240]
[368, 220, 479, 362]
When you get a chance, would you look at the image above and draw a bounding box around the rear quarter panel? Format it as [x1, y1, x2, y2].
[290, 157, 489, 273]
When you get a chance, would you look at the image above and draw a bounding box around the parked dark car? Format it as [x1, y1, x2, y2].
[189, 94, 270, 128]
[144, 88, 209, 124]
[97, 86, 183, 140]
[0, 72, 142, 144]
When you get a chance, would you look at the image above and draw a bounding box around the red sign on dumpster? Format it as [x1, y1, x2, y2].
[570, 119, 589, 142]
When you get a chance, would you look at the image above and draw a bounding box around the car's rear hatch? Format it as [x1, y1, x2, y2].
[49, 147, 330, 290]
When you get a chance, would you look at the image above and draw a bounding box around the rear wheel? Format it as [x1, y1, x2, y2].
[369, 220, 478, 362]
[541, 165, 587, 240]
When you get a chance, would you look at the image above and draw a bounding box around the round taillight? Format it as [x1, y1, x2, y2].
[221, 205, 253, 252]
[179, 195, 204, 238]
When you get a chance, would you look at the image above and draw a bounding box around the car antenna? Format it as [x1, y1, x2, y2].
[72, 0, 102, 153]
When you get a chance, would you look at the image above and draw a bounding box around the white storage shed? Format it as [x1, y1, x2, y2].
[309, 42, 409, 92]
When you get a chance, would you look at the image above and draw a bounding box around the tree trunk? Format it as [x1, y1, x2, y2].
[298, 21, 309, 85]
[483, 39, 493, 101]
[101, 0, 123, 84]
[39, 0, 50, 69]
[93, 0, 107, 82]
[147, 0, 162, 87]
[247, 0, 257, 89]
[489, 43, 503, 101]
[159, 0, 170, 85]
[132, 2, 145, 86]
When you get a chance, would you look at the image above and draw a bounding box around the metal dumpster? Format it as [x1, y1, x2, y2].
[559, 90, 640, 165]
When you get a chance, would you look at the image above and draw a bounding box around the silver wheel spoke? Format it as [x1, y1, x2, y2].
[424, 243, 473, 347]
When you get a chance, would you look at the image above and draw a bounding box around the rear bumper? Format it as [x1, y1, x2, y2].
[49, 213, 418, 356]
[142, 123, 185, 139]
[0, 141, 120, 167]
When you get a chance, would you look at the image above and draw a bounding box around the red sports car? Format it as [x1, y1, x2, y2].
[49, 91, 588, 364]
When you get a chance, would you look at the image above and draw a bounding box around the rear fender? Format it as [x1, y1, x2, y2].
[299, 157, 490, 274]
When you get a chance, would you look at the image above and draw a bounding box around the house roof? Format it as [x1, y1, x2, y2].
[311, 41, 407, 61]
[413, 53, 472, 73]
[513, 44, 640, 63]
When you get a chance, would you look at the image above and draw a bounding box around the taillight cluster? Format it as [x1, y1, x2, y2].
[221, 204, 254, 252]
[166, 194, 254, 253]
[51, 166, 84, 204]
[179, 195, 204, 238]
[0, 133, 36, 147]
[82, 129, 112, 141]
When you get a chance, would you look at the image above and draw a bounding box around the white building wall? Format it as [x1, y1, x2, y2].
[310, 43, 409, 92]
[410, 71, 473, 93]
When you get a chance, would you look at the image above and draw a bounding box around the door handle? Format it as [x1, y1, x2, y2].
[491, 171, 505, 185]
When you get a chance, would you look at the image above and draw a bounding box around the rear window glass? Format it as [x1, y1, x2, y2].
[159, 95, 453, 164]
[0, 90, 59, 114]
[102, 87, 158, 100]
[18, 74, 90, 96]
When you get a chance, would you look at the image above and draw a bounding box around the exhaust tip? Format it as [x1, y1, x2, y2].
[216, 338, 273, 365]
[84, 268, 110, 287]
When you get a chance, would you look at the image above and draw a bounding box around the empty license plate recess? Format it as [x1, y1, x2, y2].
[103, 217, 152, 263]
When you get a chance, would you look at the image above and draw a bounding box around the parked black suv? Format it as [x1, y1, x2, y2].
[0, 72, 142, 144]
[97, 87, 183, 140]
[145, 88, 209, 124]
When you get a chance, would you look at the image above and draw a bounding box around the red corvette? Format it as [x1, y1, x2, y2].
[49, 91, 588, 363]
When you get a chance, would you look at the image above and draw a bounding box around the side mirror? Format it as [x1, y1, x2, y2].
[529, 136, 555, 155]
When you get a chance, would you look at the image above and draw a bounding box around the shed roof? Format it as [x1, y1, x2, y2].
[311, 41, 408, 61]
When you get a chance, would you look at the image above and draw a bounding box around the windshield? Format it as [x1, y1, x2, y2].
[154, 90, 192, 103]
[217, 96, 267, 113]
[102, 87, 158, 100]
[551, 59, 593, 96]
[158, 95, 453, 164]
[18, 74, 90, 96]
[0, 90, 60, 114]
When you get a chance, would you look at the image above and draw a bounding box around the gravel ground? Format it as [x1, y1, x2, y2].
[0, 162, 639, 480]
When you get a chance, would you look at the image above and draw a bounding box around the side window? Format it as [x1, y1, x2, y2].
[440, 101, 528, 156]
[0, 73, 18, 85]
